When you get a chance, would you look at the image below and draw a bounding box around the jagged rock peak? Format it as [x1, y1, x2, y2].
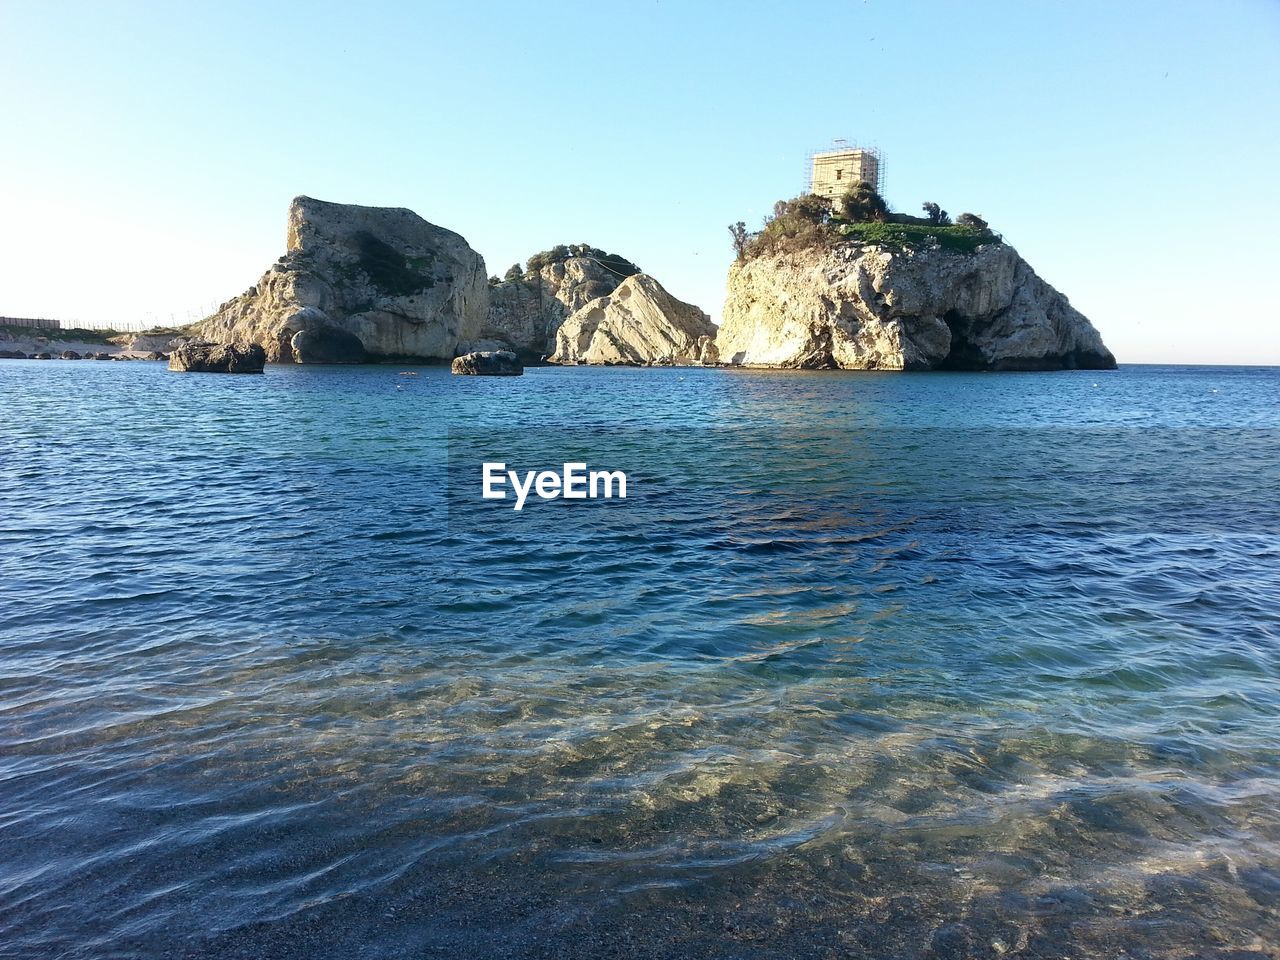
[473, 251, 639, 360]
[550, 274, 718, 366]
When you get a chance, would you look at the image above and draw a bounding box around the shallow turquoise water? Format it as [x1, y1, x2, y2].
[1, 361, 1278, 958]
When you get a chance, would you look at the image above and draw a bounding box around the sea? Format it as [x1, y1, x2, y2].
[1, 361, 1277, 959]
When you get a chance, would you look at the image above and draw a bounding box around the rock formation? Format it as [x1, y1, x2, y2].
[168, 341, 266, 374]
[451, 350, 524, 376]
[126, 332, 191, 354]
[549, 274, 718, 366]
[475, 256, 634, 360]
[717, 242, 1115, 371]
[198, 196, 488, 363]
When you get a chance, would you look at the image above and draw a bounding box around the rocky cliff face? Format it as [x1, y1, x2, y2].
[549, 274, 718, 365]
[199, 197, 488, 362]
[476, 257, 630, 359]
[717, 242, 1115, 371]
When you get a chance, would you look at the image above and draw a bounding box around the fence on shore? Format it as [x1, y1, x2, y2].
[1, 316, 61, 330]
[1, 317, 180, 334]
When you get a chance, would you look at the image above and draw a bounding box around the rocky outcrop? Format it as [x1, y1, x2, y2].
[126, 333, 191, 354]
[475, 257, 632, 359]
[451, 350, 524, 376]
[0, 330, 126, 359]
[198, 196, 488, 363]
[549, 274, 718, 366]
[717, 242, 1115, 371]
[168, 340, 266, 374]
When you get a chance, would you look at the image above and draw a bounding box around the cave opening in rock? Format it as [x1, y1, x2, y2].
[937, 309, 985, 371]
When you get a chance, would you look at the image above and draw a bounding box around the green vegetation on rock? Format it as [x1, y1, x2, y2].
[731, 183, 1000, 261]
[838, 221, 999, 253]
[523, 244, 640, 280]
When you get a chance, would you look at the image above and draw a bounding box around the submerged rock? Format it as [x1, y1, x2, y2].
[717, 242, 1115, 371]
[549, 274, 717, 366]
[0, 350, 27, 359]
[168, 340, 266, 374]
[198, 196, 488, 363]
[451, 350, 523, 376]
[59, 350, 82, 360]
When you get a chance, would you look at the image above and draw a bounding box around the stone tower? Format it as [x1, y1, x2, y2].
[809, 146, 882, 202]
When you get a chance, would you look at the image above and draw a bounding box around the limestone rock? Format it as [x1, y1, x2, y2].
[451, 350, 523, 376]
[717, 242, 1115, 371]
[168, 340, 266, 374]
[478, 256, 650, 360]
[548, 274, 716, 365]
[198, 197, 488, 363]
[127, 333, 189, 353]
[479, 256, 633, 359]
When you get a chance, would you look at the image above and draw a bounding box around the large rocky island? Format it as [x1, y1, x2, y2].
[719, 243, 1114, 371]
[198, 197, 488, 363]
[717, 195, 1114, 371]
[178, 188, 1113, 372]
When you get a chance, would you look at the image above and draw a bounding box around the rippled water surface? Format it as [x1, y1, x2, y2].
[1, 361, 1278, 958]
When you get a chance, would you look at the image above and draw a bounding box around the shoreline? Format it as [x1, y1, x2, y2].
[9, 355, 1275, 371]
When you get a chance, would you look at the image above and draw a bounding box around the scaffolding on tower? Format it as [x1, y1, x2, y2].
[805, 141, 884, 199]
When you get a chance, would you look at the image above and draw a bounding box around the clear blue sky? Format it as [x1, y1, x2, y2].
[2, 0, 1278, 363]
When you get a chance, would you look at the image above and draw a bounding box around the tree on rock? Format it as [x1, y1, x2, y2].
[922, 202, 951, 225]
[956, 212, 989, 231]
[774, 194, 832, 224]
[838, 181, 889, 223]
[729, 221, 750, 261]
[504, 263, 524, 281]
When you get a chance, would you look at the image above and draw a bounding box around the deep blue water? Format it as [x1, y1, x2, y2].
[1, 361, 1278, 959]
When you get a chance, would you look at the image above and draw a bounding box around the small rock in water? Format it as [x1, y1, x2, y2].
[451, 350, 523, 377]
[168, 340, 266, 374]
